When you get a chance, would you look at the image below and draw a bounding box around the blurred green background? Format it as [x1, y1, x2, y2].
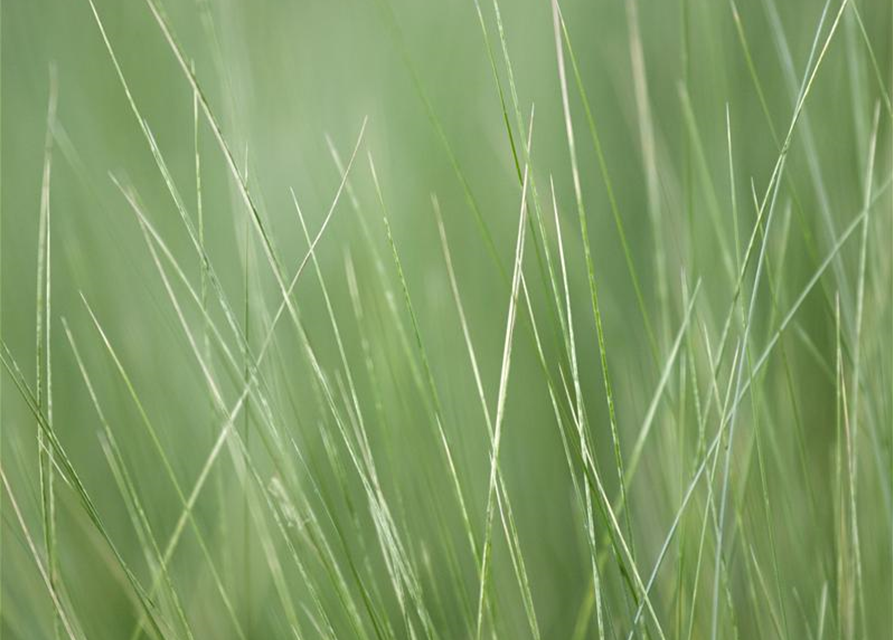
[2, 0, 892, 638]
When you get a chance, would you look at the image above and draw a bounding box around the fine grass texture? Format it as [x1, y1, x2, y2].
[2, 0, 893, 638]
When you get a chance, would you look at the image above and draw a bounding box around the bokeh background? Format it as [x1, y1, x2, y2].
[3, 0, 892, 638]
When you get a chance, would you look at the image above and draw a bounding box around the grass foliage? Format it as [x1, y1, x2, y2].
[2, 0, 893, 637]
